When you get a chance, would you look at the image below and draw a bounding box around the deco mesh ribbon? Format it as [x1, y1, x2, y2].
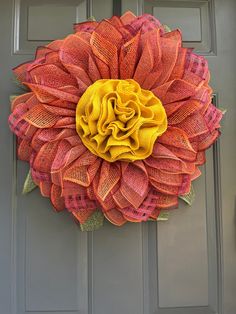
[8, 12, 223, 230]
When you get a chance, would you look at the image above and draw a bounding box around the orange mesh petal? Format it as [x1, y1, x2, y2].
[119, 32, 140, 79]
[39, 181, 52, 197]
[11, 92, 34, 111]
[90, 32, 118, 78]
[158, 127, 196, 158]
[120, 11, 137, 25]
[18, 139, 33, 161]
[73, 21, 98, 33]
[151, 175, 190, 196]
[104, 208, 127, 226]
[152, 79, 196, 104]
[120, 161, 149, 209]
[88, 54, 101, 81]
[63, 151, 98, 186]
[23, 104, 60, 128]
[97, 162, 120, 201]
[72, 208, 96, 224]
[28, 64, 77, 88]
[151, 30, 181, 87]
[169, 47, 188, 81]
[63, 63, 92, 88]
[175, 112, 209, 139]
[51, 184, 65, 211]
[112, 188, 131, 209]
[168, 100, 202, 125]
[33, 141, 59, 173]
[26, 83, 80, 103]
[146, 166, 183, 186]
[150, 193, 178, 211]
[59, 34, 91, 69]
[133, 40, 154, 85]
[190, 167, 202, 181]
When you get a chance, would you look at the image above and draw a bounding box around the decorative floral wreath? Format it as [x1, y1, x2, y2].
[9, 12, 223, 231]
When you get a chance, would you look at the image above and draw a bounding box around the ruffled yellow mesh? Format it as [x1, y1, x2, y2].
[76, 79, 167, 162]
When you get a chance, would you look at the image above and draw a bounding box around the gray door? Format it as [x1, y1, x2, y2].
[0, 0, 235, 313]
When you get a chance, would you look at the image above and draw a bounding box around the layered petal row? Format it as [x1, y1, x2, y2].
[9, 11, 223, 227]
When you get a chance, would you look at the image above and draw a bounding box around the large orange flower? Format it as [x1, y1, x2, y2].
[9, 12, 222, 227]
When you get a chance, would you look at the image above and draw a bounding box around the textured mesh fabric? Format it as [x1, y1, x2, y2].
[8, 11, 223, 226]
[76, 79, 167, 162]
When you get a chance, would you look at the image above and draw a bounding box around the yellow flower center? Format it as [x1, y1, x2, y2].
[76, 79, 167, 162]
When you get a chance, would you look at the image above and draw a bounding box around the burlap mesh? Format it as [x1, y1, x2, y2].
[65, 192, 97, 213]
[112, 188, 131, 209]
[72, 208, 97, 224]
[146, 166, 183, 186]
[96, 162, 120, 200]
[120, 11, 136, 25]
[91, 32, 118, 78]
[73, 21, 98, 33]
[191, 130, 220, 151]
[145, 156, 195, 174]
[104, 208, 126, 226]
[54, 117, 75, 129]
[133, 40, 154, 86]
[26, 83, 80, 103]
[169, 47, 187, 81]
[119, 32, 140, 79]
[128, 14, 162, 35]
[140, 29, 162, 89]
[33, 141, 59, 173]
[190, 167, 201, 180]
[151, 174, 190, 196]
[18, 139, 33, 161]
[158, 127, 197, 160]
[39, 181, 52, 197]
[152, 79, 196, 104]
[31, 167, 51, 183]
[50, 184, 65, 211]
[88, 54, 101, 82]
[119, 161, 149, 209]
[93, 20, 123, 48]
[98, 189, 117, 212]
[8, 11, 223, 225]
[149, 30, 181, 87]
[163, 101, 188, 117]
[168, 100, 201, 125]
[175, 112, 209, 139]
[195, 151, 206, 165]
[35, 46, 52, 59]
[60, 34, 91, 68]
[29, 64, 76, 88]
[11, 92, 33, 111]
[24, 104, 60, 128]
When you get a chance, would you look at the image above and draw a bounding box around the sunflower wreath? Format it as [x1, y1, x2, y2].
[9, 12, 223, 231]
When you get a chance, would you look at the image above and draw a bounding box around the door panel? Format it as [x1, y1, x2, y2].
[157, 172, 209, 308]
[0, 0, 235, 314]
[13, 0, 88, 55]
[144, 0, 216, 54]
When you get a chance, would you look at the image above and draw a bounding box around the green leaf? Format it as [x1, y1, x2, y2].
[157, 211, 169, 221]
[219, 107, 227, 115]
[12, 76, 29, 91]
[80, 210, 104, 232]
[179, 184, 195, 206]
[163, 24, 171, 33]
[9, 95, 18, 105]
[22, 170, 37, 195]
[88, 16, 96, 21]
